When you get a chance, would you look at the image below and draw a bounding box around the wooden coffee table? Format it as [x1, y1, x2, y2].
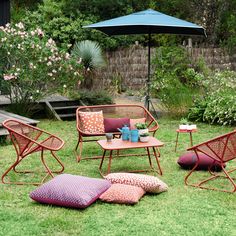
[97, 137, 164, 176]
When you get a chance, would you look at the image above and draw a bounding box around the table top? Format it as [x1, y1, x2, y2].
[176, 129, 197, 133]
[97, 136, 164, 150]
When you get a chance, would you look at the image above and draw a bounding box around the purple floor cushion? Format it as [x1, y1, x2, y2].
[177, 152, 225, 171]
[30, 174, 111, 209]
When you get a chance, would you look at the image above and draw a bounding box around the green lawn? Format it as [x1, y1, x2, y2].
[0, 118, 235, 236]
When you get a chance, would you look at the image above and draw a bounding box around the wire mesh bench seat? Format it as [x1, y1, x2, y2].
[75, 104, 159, 162]
[185, 130, 236, 193]
[2, 119, 65, 185]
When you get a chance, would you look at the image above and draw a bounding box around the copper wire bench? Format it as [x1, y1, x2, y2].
[2, 119, 65, 185]
[75, 104, 159, 162]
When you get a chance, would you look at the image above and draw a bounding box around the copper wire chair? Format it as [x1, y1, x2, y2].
[2, 119, 65, 185]
[75, 104, 159, 162]
[185, 130, 236, 193]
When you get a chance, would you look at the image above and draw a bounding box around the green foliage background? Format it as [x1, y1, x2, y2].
[10, 0, 236, 51]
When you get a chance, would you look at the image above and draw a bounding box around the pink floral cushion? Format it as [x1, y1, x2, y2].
[30, 174, 111, 208]
[105, 173, 168, 193]
[79, 111, 105, 133]
[99, 184, 145, 204]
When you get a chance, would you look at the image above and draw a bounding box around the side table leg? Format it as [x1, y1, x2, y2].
[189, 132, 193, 147]
[153, 147, 163, 175]
[175, 132, 179, 152]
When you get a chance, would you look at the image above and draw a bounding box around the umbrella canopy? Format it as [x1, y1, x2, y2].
[84, 9, 206, 112]
[84, 9, 206, 36]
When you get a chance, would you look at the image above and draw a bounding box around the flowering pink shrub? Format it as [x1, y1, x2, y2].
[0, 22, 83, 109]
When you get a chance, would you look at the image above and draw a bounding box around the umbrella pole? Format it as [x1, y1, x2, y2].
[145, 33, 158, 117]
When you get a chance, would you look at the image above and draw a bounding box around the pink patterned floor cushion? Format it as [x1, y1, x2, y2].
[105, 173, 168, 193]
[99, 184, 145, 204]
[30, 174, 111, 209]
[177, 152, 225, 171]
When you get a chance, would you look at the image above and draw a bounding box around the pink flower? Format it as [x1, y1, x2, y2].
[3, 74, 15, 81]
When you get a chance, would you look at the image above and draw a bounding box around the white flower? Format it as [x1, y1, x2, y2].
[65, 53, 70, 59]
[3, 74, 15, 80]
[47, 61, 52, 66]
[15, 22, 24, 29]
[52, 69, 57, 73]
[48, 73, 53, 77]
[29, 96, 33, 100]
[36, 90, 39, 93]
[16, 68, 20, 72]
[63, 84, 67, 88]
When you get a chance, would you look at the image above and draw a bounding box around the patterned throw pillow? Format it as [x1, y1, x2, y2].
[99, 184, 145, 204]
[105, 173, 168, 193]
[130, 118, 146, 130]
[30, 174, 111, 208]
[79, 111, 105, 133]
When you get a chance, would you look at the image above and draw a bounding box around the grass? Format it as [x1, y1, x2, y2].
[0, 118, 236, 236]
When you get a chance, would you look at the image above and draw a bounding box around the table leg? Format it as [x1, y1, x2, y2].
[189, 132, 193, 147]
[175, 132, 179, 152]
[107, 150, 113, 174]
[146, 147, 153, 169]
[153, 147, 163, 175]
[99, 150, 106, 175]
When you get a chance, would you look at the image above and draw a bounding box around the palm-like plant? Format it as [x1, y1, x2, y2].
[72, 40, 105, 71]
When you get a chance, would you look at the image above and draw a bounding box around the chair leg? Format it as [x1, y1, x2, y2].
[185, 162, 236, 193]
[51, 151, 64, 174]
[40, 149, 54, 184]
[74, 135, 83, 162]
[2, 156, 21, 184]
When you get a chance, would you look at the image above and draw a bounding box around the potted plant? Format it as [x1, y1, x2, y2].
[135, 123, 149, 136]
[139, 133, 150, 142]
[179, 118, 188, 130]
[179, 118, 197, 131]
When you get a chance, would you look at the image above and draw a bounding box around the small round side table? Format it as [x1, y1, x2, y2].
[175, 129, 197, 152]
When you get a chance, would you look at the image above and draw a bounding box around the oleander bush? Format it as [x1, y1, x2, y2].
[0, 22, 83, 116]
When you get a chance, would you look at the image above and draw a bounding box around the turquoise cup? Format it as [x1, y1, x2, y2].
[130, 129, 139, 142]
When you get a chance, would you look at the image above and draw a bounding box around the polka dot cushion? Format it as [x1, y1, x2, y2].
[99, 184, 145, 204]
[105, 173, 168, 193]
[79, 111, 105, 133]
[30, 174, 111, 208]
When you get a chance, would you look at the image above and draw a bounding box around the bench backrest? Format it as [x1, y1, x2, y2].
[76, 104, 159, 135]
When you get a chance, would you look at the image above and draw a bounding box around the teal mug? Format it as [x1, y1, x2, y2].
[130, 129, 139, 142]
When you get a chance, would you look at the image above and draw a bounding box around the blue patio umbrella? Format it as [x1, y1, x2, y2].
[84, 9, 206, 111]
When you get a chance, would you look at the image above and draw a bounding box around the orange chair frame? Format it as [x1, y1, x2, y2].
[2, 119, 65, 185]
[75, 104, 159, 162]
[185, 130, 236, 193]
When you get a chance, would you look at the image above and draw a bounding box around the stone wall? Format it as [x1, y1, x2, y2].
[96, 46, 236, 90]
